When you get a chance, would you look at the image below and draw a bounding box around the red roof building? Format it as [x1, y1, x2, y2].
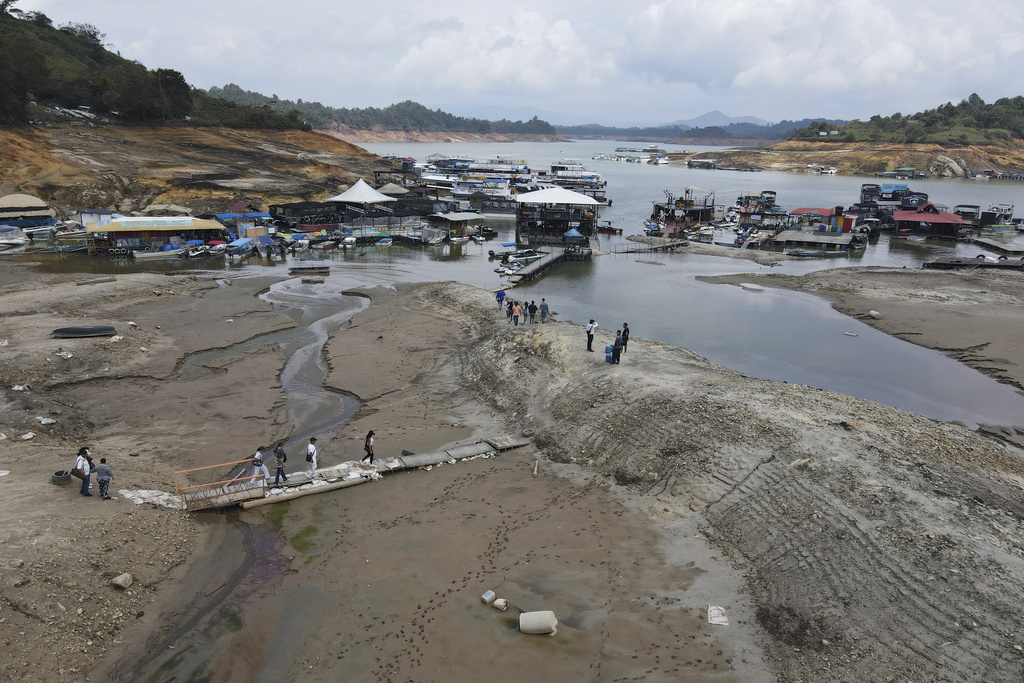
[892, 202, 964, 238]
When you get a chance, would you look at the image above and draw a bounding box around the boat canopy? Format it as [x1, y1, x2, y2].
[86, 216, 225, 233]
[243, 212, 272, 218]
[185, 239, 205, 245]
[256, 235, 276, 244]
[515, 186, 599, 205]
[227, 237, 253, 247]
[216, 213, 243, 219]
[325, 179, 396, 205]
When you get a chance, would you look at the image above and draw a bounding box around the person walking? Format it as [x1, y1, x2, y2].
[361, 430, 376, 464]
[506, 299, 513, 323]
[75, 447, 93, 497]
[273, 442, 289, 486]
[528, 300, 538, 324]
[585, 319, 598, 352]
[495, 288, 506, 310]
[512, 301, 522, 326]
[94, 457, 114, 500]
[305, 437, 318, 478]
[539, 298, 549, 323]
[250, 447, 270, 485]
[621, 323, 630, 354]
[612, 330, 623, 364]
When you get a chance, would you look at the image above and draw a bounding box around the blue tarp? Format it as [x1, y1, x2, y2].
[216, 213, 243, 219]
[243, 212, 272, 218]
[501, 242, 517, 247]
[185, 239, 205, 245]
[226, 237, 252, 247]
[563, 228, 584, 238]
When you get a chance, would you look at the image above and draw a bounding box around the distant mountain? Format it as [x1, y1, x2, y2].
[667, 110, 771, 128]
[554, 118, 840, 142]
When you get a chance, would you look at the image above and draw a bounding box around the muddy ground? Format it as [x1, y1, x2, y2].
[1, 265, 1023, 682]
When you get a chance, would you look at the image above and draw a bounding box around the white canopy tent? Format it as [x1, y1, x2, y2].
[514, 187, 599, 206]
[325, 179, 396, 205]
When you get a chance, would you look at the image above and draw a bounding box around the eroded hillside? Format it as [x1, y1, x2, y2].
[0, 122, 385, 214]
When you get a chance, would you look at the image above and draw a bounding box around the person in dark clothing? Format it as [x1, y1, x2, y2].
[621, 323, 630, 353]
[612, 330, 623, 364]
[361, 430, 376, 464]
[273, 442, 289, 485]
[585, 319, 597, 352]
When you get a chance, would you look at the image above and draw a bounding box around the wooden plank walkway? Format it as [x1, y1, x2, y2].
[973, 237, 1024, 255]
[507, 247, 568, 282]
[613, 239, 689, 254]
[923, 256, 1024, 270]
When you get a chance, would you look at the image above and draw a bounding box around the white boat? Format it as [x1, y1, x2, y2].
[132, 245, 187, 260]
[449, 235, 470, 244]
[376, 237, 393, 247]
[0, 226, 29, 248]
[340, 236, 357, 247]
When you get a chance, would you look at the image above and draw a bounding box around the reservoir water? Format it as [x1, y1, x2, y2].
[16, 140, 1024, 428]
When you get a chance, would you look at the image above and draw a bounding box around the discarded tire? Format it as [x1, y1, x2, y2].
[522, 429, 536, 438]
[51, 470, 72, 486]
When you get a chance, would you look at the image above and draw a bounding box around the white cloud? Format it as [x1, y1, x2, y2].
[12, 0, 1024, 125]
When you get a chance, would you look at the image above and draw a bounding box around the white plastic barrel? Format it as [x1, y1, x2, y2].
[519, 611, 558, 635]
[481, 590, 496, 605]
[493, 598, 509, 611]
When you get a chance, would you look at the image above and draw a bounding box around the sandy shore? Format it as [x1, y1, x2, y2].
[1, 263, 1023, 682]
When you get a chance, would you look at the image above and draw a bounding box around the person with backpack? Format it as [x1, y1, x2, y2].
[528, 300, 538, 324]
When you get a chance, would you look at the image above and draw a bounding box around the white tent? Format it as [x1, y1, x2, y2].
[325, 179, 396, 204]
[514, 187, 599, 205]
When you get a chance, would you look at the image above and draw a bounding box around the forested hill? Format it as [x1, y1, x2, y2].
[554, 119, 842, 142]
[790, 94, 1024, 145]
[0, 6, 305, 129]
[206, 84, 557, 136]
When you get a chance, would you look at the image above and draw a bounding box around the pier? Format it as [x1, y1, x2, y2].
[922, 256, 1024, 271]
[612, 238, 689, 254]
[973, 237, 1024, 256]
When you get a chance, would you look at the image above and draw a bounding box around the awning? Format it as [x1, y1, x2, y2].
[515, 187, 599, 205]
[325, 178, 396, 204]
[86, 217, 226, 233]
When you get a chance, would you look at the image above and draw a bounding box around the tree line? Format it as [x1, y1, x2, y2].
[0, 5, 305, 129]
[790, 94, 1024, 145]
[554, 119, 841, 142]
[206, 84, 557, 135]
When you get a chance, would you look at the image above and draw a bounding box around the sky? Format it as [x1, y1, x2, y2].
[13, 0, 1024, 126]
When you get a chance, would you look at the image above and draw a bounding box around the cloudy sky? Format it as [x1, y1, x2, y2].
[14, 0, 1024, 126]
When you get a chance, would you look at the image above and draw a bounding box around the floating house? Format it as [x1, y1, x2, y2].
[892, 202, 965, 238]
[85, 216, 228, 255]
[515, 186, 599, 246]
[650, 187, 716, 231]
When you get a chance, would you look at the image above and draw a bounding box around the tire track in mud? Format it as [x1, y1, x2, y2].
[705, 457, 1024, 682]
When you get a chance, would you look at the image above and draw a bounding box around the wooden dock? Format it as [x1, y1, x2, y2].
[613, 239, 689, 254]
[973, 237, 1024, 256]
[923, 256, 1024, 271]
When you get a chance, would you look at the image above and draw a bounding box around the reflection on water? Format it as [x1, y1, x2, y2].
[8, 145, 1024, 428]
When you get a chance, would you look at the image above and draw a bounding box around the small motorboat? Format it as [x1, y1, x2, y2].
[132, 245, 188, 260]
[0, 226, 29, 248]
[51, 325, 117, 338]
[310, 240, 337, 250]
[340, 236, 357, 248]
[376, 237, 393, 247]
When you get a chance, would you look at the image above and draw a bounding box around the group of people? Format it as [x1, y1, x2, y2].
[248, 430, 378, 486]
[495, 289, 550, 326]
[74, 447, 114, 500]
[585, 320, 630, 364]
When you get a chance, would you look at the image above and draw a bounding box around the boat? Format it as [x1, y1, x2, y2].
[206, 243, 228, 257]
[132, 245, 188, 260]
[289, 264, 330, 275]
[0, 226, 28, 248]
[786, 249, 850, 258]
[225, 237, 257, 258]
[51, 325, 117, 338]
[376, 237, 394, 247]
[449, 235, 470, 244]
[643, 220, 664, 236]
[340, 236, 357, 248]
[310, 239, 337, 250]
[182, 244, 210, 258]
[596, 221, 623, 235]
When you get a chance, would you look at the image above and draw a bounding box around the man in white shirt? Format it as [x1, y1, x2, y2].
[306, 437, 318, 478]
[75, 447, 93, 496]
[585, 319, 598, 352]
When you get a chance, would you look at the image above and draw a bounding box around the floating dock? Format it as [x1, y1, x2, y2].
[922, 256, 1024, 271]
[973, 237, 1024, 256]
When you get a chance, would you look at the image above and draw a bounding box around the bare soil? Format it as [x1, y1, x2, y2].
[1, 266, 1023, 682]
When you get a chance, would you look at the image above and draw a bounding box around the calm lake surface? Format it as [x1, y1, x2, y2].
[15, 139, 1024, 428]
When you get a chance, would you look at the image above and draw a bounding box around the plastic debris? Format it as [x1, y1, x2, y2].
[0, 433, 6, 440]
[21, 432, 36, 440]
[35, 416, 56, 425]
[54, 348, 73, 359]
[843, 332, 858, 337]
[0, 340, 7, 346]
[519, 611, 558, 635]
[481, 590, 496, 605]
[109, 335, 124, 342]
[707, 605, 729, 626]
[126, 321, 138, 327]
[11, 385, 29, 391]
[493, 598, 509, 611]
[0, 470, 9, 477]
